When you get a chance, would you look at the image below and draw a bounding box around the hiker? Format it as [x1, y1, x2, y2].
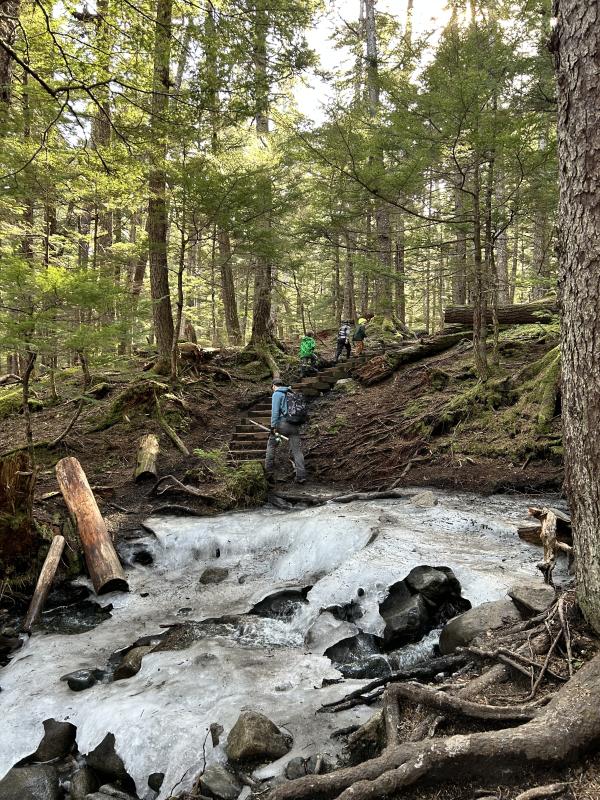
[265, 380, 307, 484]
[335, 320, 352, 362]
[299, 330, 318, 376]
[353, 317, 367, 355]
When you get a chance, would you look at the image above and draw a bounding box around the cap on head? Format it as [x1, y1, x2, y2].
[306, 331, 314, 338]
[272, 379, 286, 387]
[358, 317, 367, 324]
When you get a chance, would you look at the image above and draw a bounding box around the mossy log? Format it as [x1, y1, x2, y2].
[355, 332, 468, 386]
[92, 380, 168, 431]
[445, 300, 557, 326]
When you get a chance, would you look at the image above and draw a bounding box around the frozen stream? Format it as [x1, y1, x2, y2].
[0, 488, 562, 798]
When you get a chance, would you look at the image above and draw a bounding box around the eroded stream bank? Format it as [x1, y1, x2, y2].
[0, 487, 566, 799]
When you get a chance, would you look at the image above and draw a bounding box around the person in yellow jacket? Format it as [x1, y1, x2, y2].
[352, 318, 367, 355]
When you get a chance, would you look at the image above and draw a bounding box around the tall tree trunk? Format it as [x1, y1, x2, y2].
[332, 232, 342, 324]
[249, 0, 273, 346]
[394, 216, 406, 324]
[147, 0, 174, 374]
[343, 230, 357, 321]
[555, 0, 600, 634]
[0, 0, 20, 107]
[472, 153, 489, 379]
[452, 186, 468, 304]
[218, 229, 242, 345]
[364, 0, 393, 317]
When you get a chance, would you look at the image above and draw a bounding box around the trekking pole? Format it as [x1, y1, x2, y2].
[249, 418, 289, 441]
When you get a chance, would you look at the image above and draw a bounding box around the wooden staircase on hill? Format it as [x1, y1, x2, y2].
[229, 356, 367, 463]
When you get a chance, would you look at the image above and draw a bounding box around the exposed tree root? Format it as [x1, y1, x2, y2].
[268, 652, 600, 800]
[514, 784, 569, 800]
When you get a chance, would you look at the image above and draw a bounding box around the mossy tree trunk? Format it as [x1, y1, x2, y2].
[0, 452, 39, 583]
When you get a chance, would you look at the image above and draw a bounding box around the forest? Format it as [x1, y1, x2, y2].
[1, 0, 600, 799]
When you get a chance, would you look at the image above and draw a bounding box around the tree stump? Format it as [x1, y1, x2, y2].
[0, 452, 39, 583]
[134, 434, 159, 482]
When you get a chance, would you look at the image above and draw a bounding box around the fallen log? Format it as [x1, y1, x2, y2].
[134, 434, 159, 482]
[55, 457, 128, 594]
[22, 535, 65, 632]
[444, 300, 557, 326]
[355, 332, 468, 386]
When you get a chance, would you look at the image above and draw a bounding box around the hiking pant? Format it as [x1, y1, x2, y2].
[265, 420, 306, 480]
[335, 338, 351, 361]
[300, 355, 318, 377]
[353, 340, 364, 356]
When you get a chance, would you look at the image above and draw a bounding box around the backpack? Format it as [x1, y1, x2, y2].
[285, 390, 308, 424]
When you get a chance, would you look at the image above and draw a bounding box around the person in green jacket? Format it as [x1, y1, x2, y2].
[299, 331, 318, 376]
[353, 317, 367, 355]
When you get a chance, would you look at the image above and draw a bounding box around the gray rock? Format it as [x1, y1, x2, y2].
[508, 582, 556, 615]
[334, 378, 358, 393]
[210, 723, 224, 747]
[285, 757, 306, 781]
[409, 490, 438, 507]
[31, 719, 76, 762]
[439, 599, 522, 655]
[405, 566, 450, 603]
[199, 764, 242, 799]
[336, 655, 392, 680]
[199, 567, 230, 585]
[324, 633, 382, 664]
[147, 773, 164, 793]
[61, 669, 96, 692]
[226, 711, 291, 762]
[70, 767, 99, 800]
[0, 765, 60, 800]
[85, 734, 131, 785]
[380, 586, 430, 645]
[114, 645, 153, 680]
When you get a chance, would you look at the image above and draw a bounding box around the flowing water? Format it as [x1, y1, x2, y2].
[0, 488, 565, 798]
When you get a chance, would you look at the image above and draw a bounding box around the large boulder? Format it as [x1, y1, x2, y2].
[85, 734, 132, 786]
[69, 766, 99, 800]
[405, 566, 451, 603]
[508, 582, 556, 616]
[30, 719, 76, 762]
[0, 765, 60, 800]
[380, 584, 430, 646]
[226, 711, 291, 762]
[198, 764, 242, 799]
[439, 599, 522, 655]
[324, 633, 382, 664]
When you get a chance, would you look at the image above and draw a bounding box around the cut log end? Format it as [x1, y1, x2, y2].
[97, 577, 129, 595]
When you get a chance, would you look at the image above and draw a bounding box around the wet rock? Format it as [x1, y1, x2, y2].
[306, 754, 331, 775]
[380, 585, 430, 646]
[114, 645, 154, 680]
[198, 763, 242, 799]
[508, 582, 556, 616]
[85, 734, 132, 786]
[85, 788, 136, 800]
[61, 669, 97, 692]
[304, 612, 358, 655]
[405, 566, 450, 603]
[199, 567, 230, 585]
[226, 711, 291, 762]
[250, 587, 310, 619]
[210, 722, 224, 747]
[409, 490, 438, 507]
[378, 512, 400, 525]
[336, 654, 392, 680]
[439, 599, 522, 655]
[324, 633, 382, 664]
[147, 774, 164, 793]
[31, 719, 76, 762]
[0, 765, 60, 800]
[323, 600, 363, 623]
[69, 766, 98, 800]
[285, 757, 306, 781]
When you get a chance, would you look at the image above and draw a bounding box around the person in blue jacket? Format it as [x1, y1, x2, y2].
[265, 380, 306, 483]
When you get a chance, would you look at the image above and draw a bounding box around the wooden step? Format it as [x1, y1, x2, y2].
[230, 440, 268, 451]
[248, 409, 272, 418]
[230, 450, 266, 460]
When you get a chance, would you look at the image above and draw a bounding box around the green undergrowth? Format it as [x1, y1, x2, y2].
[192, 448, 267, 508]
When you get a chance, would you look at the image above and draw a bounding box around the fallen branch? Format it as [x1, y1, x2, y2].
[514, 784, 569, 800]
[332, 489, 406, 504]
[22, 535, 65, 633]
[149, 474, 215, 503]
[154, 391, 190, 456]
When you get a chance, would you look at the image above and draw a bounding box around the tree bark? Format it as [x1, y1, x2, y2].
[147, 0, 175, 374]
[218, 228, 242, 345]
[0, 0, 20, 107]
[55, 457, 128, 594]
[134, 434, 159, 482]
[555, 0, 600, 634]
[23, 536, 66, 632]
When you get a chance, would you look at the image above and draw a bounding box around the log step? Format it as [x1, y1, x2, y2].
[230, 440, 268, 451]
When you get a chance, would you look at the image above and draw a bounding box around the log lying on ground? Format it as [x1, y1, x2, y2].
[518, 507, 572, 546]
[134, 434, 160, 482]
[23, 535, 65, 632]
[268, 651, 600, 800]
[355, 332, 468, 386]
[55, 457, 128, 594]
[444, 300, 558, 327]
